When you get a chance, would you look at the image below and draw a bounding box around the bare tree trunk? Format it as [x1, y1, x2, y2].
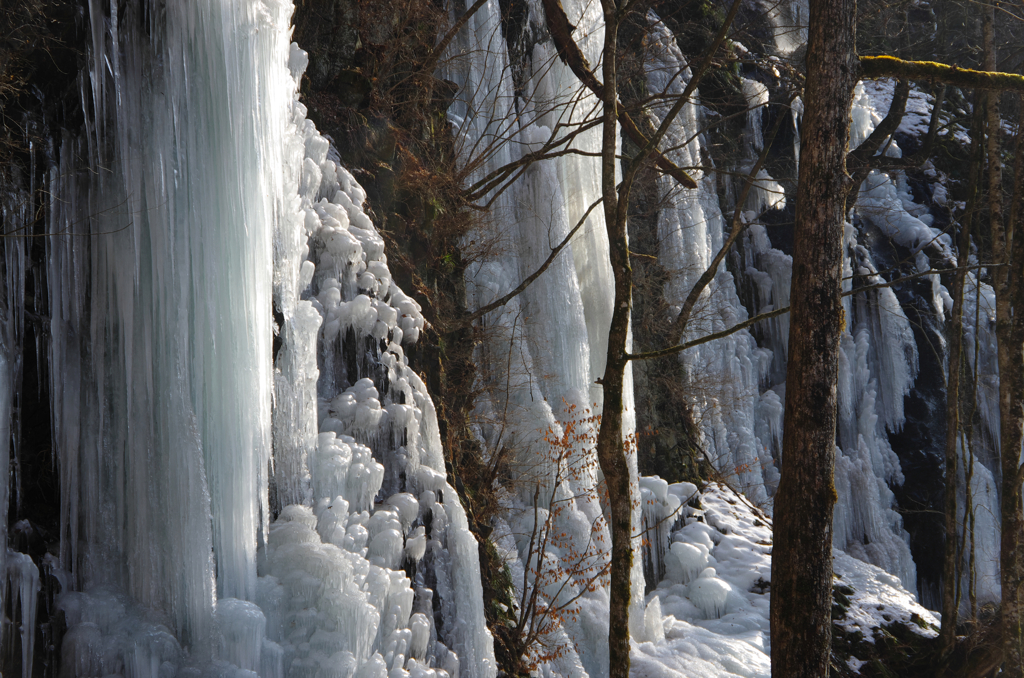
[939, 185, 968, 655]
[940, 94, 985, 655]
[965, 430, 978, 618]
[594, 3, 633, 677]
[997, 180, 1024, 676]
[980, 10, 1024, 676]
[769, 0, 857, 675]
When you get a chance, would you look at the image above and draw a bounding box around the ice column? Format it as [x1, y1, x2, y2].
[645, 15, 777, 505]
[48, 0, 293, 653]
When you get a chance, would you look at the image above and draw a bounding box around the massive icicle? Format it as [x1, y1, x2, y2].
[43, 2, 494, 677]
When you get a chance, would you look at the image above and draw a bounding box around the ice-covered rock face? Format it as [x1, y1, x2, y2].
[38, 2, 494, 677]
[448, 7, 935, 676]
[252, 37, 498, 678]
[278, 123, 496, 678]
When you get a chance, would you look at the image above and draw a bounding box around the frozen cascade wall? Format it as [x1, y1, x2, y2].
[3, 182, 47, 678]
[645, 17, 780, 508]
[2, 3, 1015, 676]
[447, 0, 645, 676]
[449, 9, 925, 653]
[35, 1, 495, 677]
[948, 268, 1001, 606]
[646, 21, 918, 589]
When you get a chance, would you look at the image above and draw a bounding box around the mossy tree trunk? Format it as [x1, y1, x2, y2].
[769, 0, 857, 675]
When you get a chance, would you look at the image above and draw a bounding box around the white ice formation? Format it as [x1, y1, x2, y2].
[0, 0, 1014, 676]
[448, 8, 935, 674]
[16, 2, 494, 677]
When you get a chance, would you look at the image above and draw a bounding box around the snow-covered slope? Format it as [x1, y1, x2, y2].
[633, 482, 937, 678]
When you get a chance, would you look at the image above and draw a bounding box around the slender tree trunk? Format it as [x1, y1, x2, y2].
[769, 0, 856, 675]
[939, 187, 968, 655]
[981, 10, 1024, 675]
[968, 262, 985, 622]
[965, 430, 978, 618]
[595, 3, 633, 677]
[940, 95, 985, 654]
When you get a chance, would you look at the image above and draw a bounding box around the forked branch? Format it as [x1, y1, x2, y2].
[540, 0, 698, 188]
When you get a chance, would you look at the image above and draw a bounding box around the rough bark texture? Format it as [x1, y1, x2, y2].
[769, 0, 857, 675]
[998, 173, 1024, 677]
[980, 9, 1024, 675]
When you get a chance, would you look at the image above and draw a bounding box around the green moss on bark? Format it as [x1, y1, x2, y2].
[859, 56, 1024, 91]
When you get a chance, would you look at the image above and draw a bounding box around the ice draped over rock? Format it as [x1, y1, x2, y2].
[30, 2, 494, 677]
[0, 1, 1010, 676]
[450, 15, 925, 672]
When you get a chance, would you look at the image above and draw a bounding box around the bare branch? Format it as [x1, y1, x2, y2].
[628, 264, 1004, 361]
[852, 84, 948, 182]
[622, 0, 744, 189]
[464, 196, 604, 323]
[422, 0, 489, 75]
[667, 91, 794, 341]
[540, 0, 698, 188]
[847, 78, 910, 177]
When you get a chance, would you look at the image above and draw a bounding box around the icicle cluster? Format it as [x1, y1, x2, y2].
[36, 2, 494, 677]
[265, 41, 495, 678]
[447, 1, 646, 676]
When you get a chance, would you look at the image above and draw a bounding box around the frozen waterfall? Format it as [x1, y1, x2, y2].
[0, 0, 1014, 676]
[12, 1, 494, 677]
[449, 10, 927, 670]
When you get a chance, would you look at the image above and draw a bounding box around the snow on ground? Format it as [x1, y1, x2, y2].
[833, 550, 938, 643]
[630, 482, 938, 678]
